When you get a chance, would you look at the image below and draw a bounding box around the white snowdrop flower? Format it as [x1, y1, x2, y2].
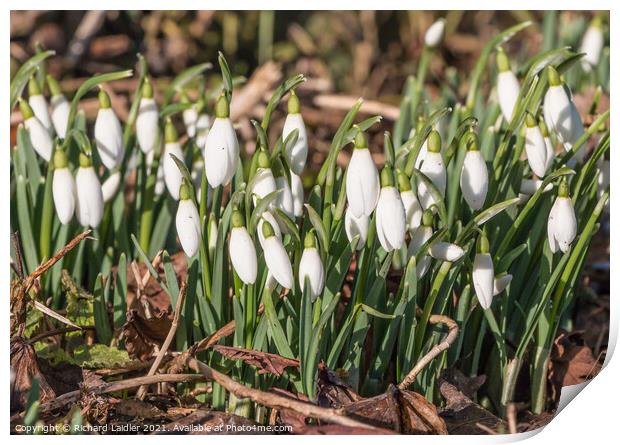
[75, 153, 104, 228]
[424, 18, 446, 48]
[181, 92, 199, 138]
[429, 242, 465, 262]
[540, 119, 556, 173]
[543, 66, 582, 153]
[229, 209, 257, 285]
[195, 113, 211, 150]
[161, 119, 186, 200]
[204, 94, 239, 187]
[190, 157, 211, 206]
[208, 217, 218, 260]
[547, 179, 577, 254]
[102, 171, 121, 203]
[52, 148, 76, 224]
[460, 133, 488, 210]
[94, 89, 124, 170]
[580, 16, 604, 71]
[418, 130, 446, 209]
[290, 170, 304, 218]
[346, 130, 379, 218]
[524, 113, 549, 178]
[282, 91, 308, 175]
[155, 162, 165, 196]
[407, 210, 434, 278]
[493, 273, 513, 296]
[257, 211, 282, 249]
[19, 98, 53, 162]
[272, 160, 294, 218]
[520, 178, 552, 196]
[251, 150, 277, 206]
[47, 75, 70, 139]
[261, 220, 293, 289]
[28, 77, 53, 135]
[472, 233, 494, 310]
[495, 48, 520, 123]
[375, 168, 406, 252]
[175, 181, 201, 257]
[136, 78, 160, 154]
[345, 207, 369, 250]
[398, 171, 423, 232]
[597, 157, 609, 203]
[298, 231, 325, 301]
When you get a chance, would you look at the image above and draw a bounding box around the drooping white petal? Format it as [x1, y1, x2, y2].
[299, 247, 325, 300]
[424, 19, 445, 48]
[229, 227, 258, 284]
[580, 25, 604, 69]
[346, 148, 379, 217]
[136, 97, 160, 154]
[52, 168, 76, 224]
[154, 159, 165, 196]
[460, 150, 488, 210]
[418, 152, 446, 209]
[263, 236, 293, 289]
[473, 253, 494, 309]
[547, 198, 561, 253]
[102, 171, 121, 203]
[493, 274, 513, 296]
[50, 95, 70, 139]
[195, 113, 211, 149]
[543, 85, 573, 148]
[544, 137, 555, 173]
[290, 170, 304, 217]
[183, 106, 199, 138]
[408, 225, 433, 278]
[401, 189, 423, 232]
[257, 211, 282, 248]
[162, 142, 185, 200]
[597, 158, 610, 203]
[550, 197, 577, 253]
[24, 117, 53, 161]
[345, 207, 369, 250]
[525, 125, 549, 177]
[176, 199, 201, 257]
[274, 176, 294, 218]
[204, 117, 239, 187]
[252, 168, 277, 205]
[429, 242, 465, 262]
[375, 186, 406, 252]
[414, 139, 429, 169]
[29, 95, 53, 135]
[75, 167, 104, 228]
[497, 70, 520, 122]
[564, 102, 585, 161]
[95, 108, 124, 169]
[283, 113, 308, 175]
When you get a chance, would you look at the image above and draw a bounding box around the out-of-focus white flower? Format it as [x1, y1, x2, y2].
[195, 113, 211, 149]
[290, 170, 304, 218]
[346, 130, 379, 218]
[398, 171, 423, 232]
[229, 209, 257, 284]
[345, 207, 369, 250]
[518, 178, 553, 204]
[429, 242, 465, 262]
[375, 168, 406, 252]
[424, 18, 446, 48]
[580, 16, 604, 70]
[52, 148, 76, 224]
[597, 157, 610, 203]
[75, 153, 104, 228]
[473, 233, 494, 310]
[418, 130, 446, 209]
[524, 113, 550, 178]
[282, 90, 308, 175]
[460, 133, 488, 210]
[408, 210, 434, 278]
[251, 150, 277, 206]
[299, 231, 325, 300]
[136, 78, 160, 154]
[204, 94, 239, 187]
[261, 220, 293, 289]
[175, 181, 201, 257]
[548, 179, 577, 253]
[102, 171, 121, 203]
[272, 161, 294, 218]
[28, 77, 53, 135]
[95, 89, 124, 169]
[19, 98, 53, 162]
[47, 75, 70, 139]
[493, 273, 513, 296]
[161, 119, 186, 200]
[181, 92, 199, 138]
[496, 47, 520, 122]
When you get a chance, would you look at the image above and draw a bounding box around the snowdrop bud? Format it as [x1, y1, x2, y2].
[195, 112, 211, 149]
[299, 231, 325, 300]
[95, 89, 124, 169]
[28, 77, 53, 135]
[493, 273, 513, 296]
[162, 118, 186, 200]
[229, 209, 258, 284]
[424, 18, 446, 48]
[252, 150, 277, 205]
[472, 233, 494, 310]
[496, 47, 520, 122]
[75, 153, 104, 228]
[47, 75, 70, 138]
[543, 67, 580, 152]
[345, 207, 369, 250]
[282, 90, 308, 175]
[429, 242, 465, 262]
[181, 92, 199, 138]
[257, 211, 282, 248]
[262, 220, 293, 289]
[460, 133, 488, 210]
[136, 78, 160, 154]
[580, 16, 604, 70]
[547, 179, 577, 253]
[102, 171, 121, 203]
[346, 129, 380, 218]
[539, 118, 556, 173]
[398, 170, 422, 231]
[175, 181, 201, 257]
[19, 98, 53, 161]
[52, 148, 76, 224]
[290, 170, 304, 217]
[204, 94, 239, 187]
[272, 160, 294, 218]
[524, 113, 549, 177]
[408, 209, 434, 278]
[375, 168, 406, 252]
[208, 217, 218, 260]
[418, 130, 446, 209]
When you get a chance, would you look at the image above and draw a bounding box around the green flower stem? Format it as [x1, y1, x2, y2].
[38, 161, 55, 263]
[409, 46, 432, 124]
